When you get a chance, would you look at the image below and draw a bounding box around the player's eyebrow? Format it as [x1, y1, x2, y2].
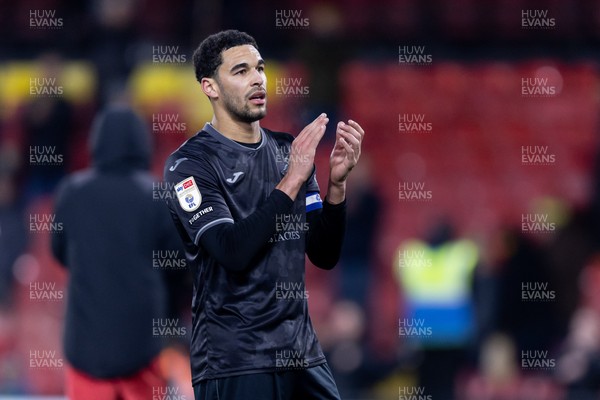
[230, 59, 265, 72]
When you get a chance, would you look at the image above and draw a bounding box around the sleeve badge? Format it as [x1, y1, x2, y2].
[175, 176, 202, 212]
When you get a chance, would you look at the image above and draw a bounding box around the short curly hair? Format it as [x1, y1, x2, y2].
[193, 30, 258, 82]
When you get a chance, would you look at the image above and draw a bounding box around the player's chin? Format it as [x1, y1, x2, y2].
[250, 105, 267, 119]
[255, 110, 267, 120]
[242, 110, 266, 123]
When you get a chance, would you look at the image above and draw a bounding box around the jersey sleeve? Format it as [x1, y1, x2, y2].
[164, 156, 233, 245]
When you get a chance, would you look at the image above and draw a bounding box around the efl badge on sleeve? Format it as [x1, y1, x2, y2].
[175, 176, 202, 212]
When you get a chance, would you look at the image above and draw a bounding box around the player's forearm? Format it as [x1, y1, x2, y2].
[305, 199, 347, 270]
[199, 189, 293, 272]
[325, 179, 346, 205]
[275, 174, 305, 201]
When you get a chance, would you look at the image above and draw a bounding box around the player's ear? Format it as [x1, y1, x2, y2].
[201, 77, 219, 100]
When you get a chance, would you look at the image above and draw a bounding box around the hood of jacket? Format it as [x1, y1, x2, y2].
[90, 107, 151, 172]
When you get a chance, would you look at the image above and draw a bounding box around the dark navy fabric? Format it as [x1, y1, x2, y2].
[164, 123, 326, 384]
[193, 363, 341, 400]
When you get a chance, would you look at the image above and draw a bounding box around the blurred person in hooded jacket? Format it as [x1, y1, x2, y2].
[51, 106, 182, 400]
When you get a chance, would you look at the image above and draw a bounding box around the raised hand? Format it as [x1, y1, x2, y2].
[276, 113, 329, 200]
[329, 120, 365, 186]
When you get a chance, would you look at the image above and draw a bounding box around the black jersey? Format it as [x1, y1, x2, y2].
[164, 123, 326, 384]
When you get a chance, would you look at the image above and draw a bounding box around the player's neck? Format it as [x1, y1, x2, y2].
[211, 116, 261, 144]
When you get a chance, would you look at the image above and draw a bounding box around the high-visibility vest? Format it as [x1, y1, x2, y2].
[394, 239, 479, 346]
[395, 239, 478, 304]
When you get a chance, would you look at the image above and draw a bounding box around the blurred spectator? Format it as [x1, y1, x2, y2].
[89, 0, 139, 105]
[495, 228, 561, 356]
[324, 300, 367, 397]
[395, 220, 479, 400]
[339, 157, 380, 307]
[322, 299, 396, 399]
[556, 256, 600, 399]
[50, 106, 181, 399]
[460, 332, 562, 400]
[22, 53, 72, 201]
[295, 3, 350, 141]
[0, 146, 26, 307]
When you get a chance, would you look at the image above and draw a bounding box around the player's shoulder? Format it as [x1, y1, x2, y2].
[263, 127, 294, 146]
[170, 130, 214, 157]
[164, 130, 216, 182]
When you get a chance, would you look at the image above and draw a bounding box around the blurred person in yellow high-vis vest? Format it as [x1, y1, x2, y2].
[394, 222, 479, 400]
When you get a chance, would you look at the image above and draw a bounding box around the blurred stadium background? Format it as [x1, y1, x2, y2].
[1, 0, 600, 399]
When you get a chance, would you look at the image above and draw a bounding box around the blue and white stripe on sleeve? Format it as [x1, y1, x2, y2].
[306, 191, 323, 213]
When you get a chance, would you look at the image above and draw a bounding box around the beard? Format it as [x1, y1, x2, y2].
[220, 87, 267, 123]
